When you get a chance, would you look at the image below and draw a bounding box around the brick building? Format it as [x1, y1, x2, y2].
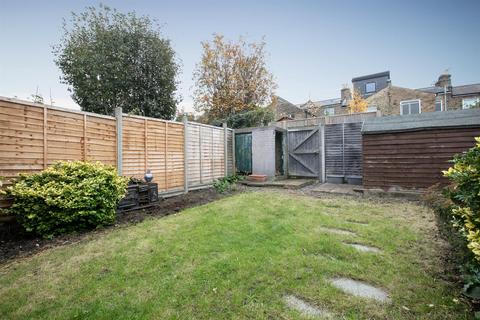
[270, 71, 480, 120]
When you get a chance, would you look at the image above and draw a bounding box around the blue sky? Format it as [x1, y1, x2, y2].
[1, 0, 479, 112]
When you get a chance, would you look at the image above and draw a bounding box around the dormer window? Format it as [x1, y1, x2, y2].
[365, 82, 376, 93]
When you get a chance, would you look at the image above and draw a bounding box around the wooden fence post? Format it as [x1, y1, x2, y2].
[223, 123, 228, 176]
[115, 107, 123, 175]
[183, 116, 189, 193]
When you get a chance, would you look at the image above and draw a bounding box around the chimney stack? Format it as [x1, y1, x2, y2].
[341, 87, 352, 106]
[435, 73, 452, 88]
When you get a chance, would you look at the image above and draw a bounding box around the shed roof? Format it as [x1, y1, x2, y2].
[362, 108, 480, 134]
[234, 125, 286, 134]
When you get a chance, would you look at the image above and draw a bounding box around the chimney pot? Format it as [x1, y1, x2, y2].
[341, 87, 352, 106]
[435, 73, 452, 88]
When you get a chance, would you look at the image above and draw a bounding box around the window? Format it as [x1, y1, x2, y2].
[435, 97, 443, 112]
[324, 107, 335, 116]
[400, 99, 421, 115]
[367, 106, 378, 112]
[463, 97, 480, 109]
[365, 82, 376, 93]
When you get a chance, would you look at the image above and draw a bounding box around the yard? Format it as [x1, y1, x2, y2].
[0, 190, 470, 319]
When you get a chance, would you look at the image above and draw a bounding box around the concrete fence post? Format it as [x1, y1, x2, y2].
[223, 123, 228, 176]
[115, 107, 123, 175]
[232, 129, 236, 175]
[183, 116, 189, 194]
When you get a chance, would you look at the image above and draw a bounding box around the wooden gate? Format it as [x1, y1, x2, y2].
[287, 127, 322, 177]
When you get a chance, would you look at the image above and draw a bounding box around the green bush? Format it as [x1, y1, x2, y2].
[213, 175, 244, 193]
[210, 107, 274, 129]
[444, 137, 480, 261]
[7, 161, 128, 238]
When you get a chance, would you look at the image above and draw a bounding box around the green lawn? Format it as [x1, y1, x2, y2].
[0, 191, 470, 319]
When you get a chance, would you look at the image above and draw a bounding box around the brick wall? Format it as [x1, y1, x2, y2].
[366, 85, 436, 116]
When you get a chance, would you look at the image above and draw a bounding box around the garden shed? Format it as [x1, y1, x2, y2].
[362, 108, 480, 190]
[234, 126, 286, 178]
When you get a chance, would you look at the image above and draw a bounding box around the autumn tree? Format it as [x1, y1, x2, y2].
[53, 5, 179, 119]
[347, 89, 368, 113]
[193, 34, 276, 121]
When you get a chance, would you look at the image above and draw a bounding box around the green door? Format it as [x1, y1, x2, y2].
[235, 133, 252, 174]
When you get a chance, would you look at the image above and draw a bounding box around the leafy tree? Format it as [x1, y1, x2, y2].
[53, 5, 179, 119]
[347, 89, 368, 113]
[30, 93, 44, 104]
[210, 106, 274, 129]
[193, 34, 277, 121]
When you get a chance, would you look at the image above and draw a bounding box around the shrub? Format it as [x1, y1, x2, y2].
[210, 107, 274, 129]
[444, 137, 480, 261]
[213, 175, 244, 193]
[7, 161, 128, 238]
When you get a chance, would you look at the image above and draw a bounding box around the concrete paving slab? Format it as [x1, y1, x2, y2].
[284, 295, 333, 318]
[317, 227, 356, 236]
[345, 243, 381, 253]
[330, 278, 390, 303]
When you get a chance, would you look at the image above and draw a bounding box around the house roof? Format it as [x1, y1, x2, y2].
[417, 83, 480, 96]
[352, 71, 390, 82]
[297, 98, 341, 109]
[362, 108, 480, 134]
[273, 96, 304, 118]
[452, 83, 480, 96]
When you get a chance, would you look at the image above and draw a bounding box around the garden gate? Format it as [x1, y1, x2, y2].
[286, 122, 363, 182]
[287, 126, 323, 178]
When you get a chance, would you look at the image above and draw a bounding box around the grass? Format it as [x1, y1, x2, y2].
[0, 191, 471, 319]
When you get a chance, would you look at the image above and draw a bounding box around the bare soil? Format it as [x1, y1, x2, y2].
[0, 187, 230, 264]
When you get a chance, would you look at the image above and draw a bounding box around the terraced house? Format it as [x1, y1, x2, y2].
[272, 71, 480, 120]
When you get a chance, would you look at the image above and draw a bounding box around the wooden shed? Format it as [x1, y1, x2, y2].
[362, 108, 480, 190]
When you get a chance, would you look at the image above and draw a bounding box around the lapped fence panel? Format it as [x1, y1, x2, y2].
[0, 97, 233, 194]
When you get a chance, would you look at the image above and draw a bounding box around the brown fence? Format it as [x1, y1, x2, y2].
[362, 109, 480, 190]
[0, 96, 233, 194]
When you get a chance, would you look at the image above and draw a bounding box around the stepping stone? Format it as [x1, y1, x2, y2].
[345, 243, 381, 253]
[283, 295, 332, 318]
[330, 278, 390, 303]
[318, 227, 356, 236]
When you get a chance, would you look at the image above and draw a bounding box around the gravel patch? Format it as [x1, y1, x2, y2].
[284, 295, 332, 318]
[330, 278, 390, 302]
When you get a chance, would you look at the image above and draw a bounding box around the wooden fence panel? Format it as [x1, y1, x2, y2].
[363, 127, 480, 189]
[186, 123, 201, 186]
[165, 122, 184, 190]
[0, 97, 233, 193]
[122, 116, 146, 178]
[0, 101, 45, 180]
[227, 130, 234, 175]
[86, 116, 116, 165]
[343, 122, 363, 177]
[186, 123, 231, 188]
[325, 124, 344, 177]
